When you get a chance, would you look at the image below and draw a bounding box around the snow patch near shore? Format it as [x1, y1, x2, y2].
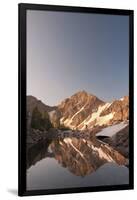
[96, 122, 128, 137]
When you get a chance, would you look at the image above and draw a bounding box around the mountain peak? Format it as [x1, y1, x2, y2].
[76, 90, 88, 95]
[71, 90, 97, 99]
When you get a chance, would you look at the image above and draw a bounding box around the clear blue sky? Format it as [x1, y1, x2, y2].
[27, 10, 129, 106]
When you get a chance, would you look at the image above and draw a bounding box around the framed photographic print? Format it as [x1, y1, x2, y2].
[18, 3, 134, 196]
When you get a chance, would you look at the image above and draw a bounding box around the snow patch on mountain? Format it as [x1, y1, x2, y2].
[120, 97, 124, 101]
[60, 105, 86, 128]
[96, 113, 114, 126]
[78, 103, 113, 130]
[71, 105, 86, 120]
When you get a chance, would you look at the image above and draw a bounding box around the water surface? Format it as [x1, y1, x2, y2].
[27, 137, 129, 190]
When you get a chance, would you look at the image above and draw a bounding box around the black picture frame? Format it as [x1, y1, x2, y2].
[18, 3, 134, 196]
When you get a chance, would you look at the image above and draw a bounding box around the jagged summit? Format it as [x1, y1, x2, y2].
[59, 90, 104, 107]
[71, 90, 90, 96]
[58, 91, 104, 128]
[70, 90, 101, 99]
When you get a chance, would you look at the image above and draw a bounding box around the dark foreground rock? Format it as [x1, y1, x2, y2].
[27, 129, 48, 145]
[99, 125, 129, 158]
[27, 128, 60, 145]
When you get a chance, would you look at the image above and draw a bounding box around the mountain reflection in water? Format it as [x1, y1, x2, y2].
[27, 137, 129, 190]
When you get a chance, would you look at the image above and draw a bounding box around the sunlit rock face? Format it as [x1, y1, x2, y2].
[101, 125, 129, 158]
[58, 92, 129, 130]
[113, 125, 129, 157]
[58, 91, 104, 129]
[27, 92, 129, 132]
[51, 137, 127, 176]
[100, 96, 129, 122]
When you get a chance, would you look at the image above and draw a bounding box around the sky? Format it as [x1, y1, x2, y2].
[27, 10, 129, 106]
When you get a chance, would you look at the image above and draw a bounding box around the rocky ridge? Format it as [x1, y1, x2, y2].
[27, 91, 129, 131]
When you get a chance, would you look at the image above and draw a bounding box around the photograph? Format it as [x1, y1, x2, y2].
[19, 3, 133, 196]
[26, 8, 130, 190]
